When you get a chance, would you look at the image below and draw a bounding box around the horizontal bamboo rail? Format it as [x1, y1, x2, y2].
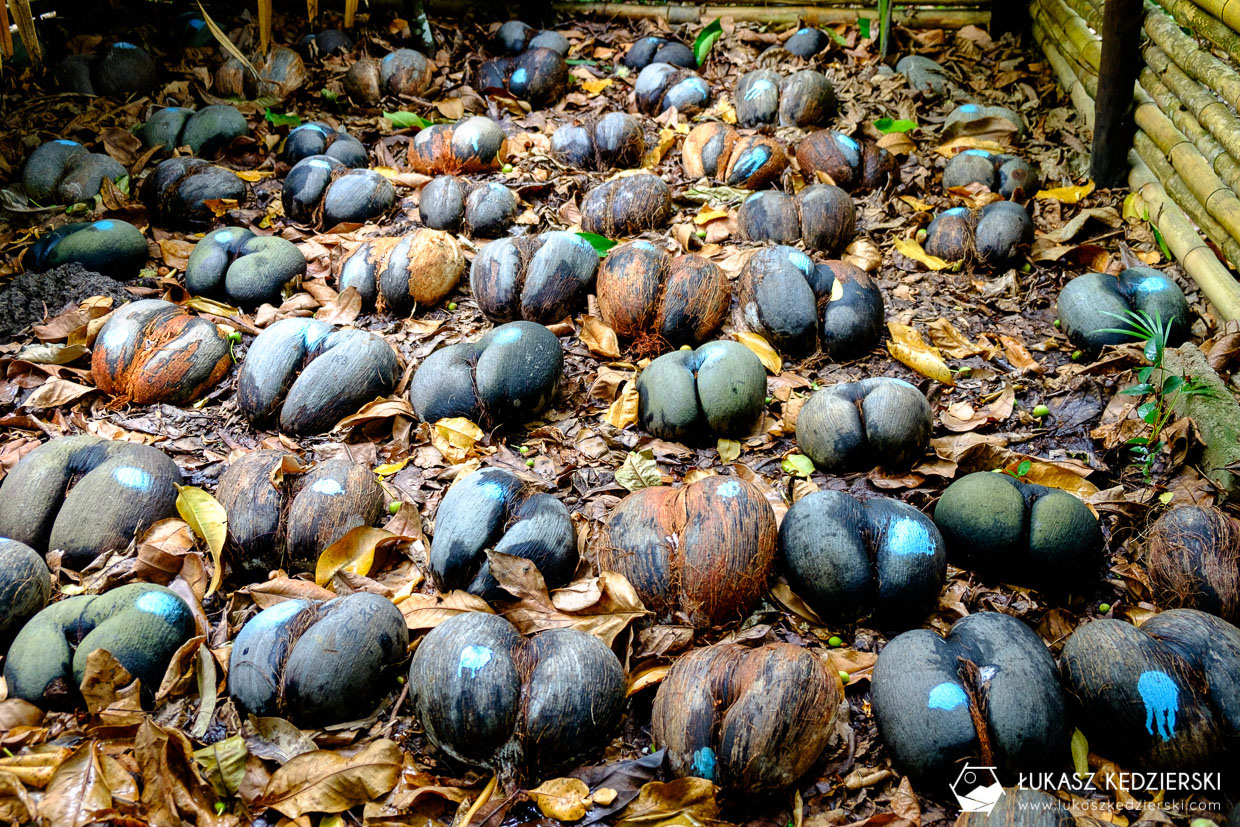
[1031, 16, 1097, 125]
[1140, 66, 1240, 194]
[1143, 44, 1240, 186]
[551, 1, 989, 26]
[1155, 0, 1240, 68]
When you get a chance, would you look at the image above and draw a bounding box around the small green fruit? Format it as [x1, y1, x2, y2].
[1032, 404, 1050, 418]
[915, 228, 927, 243]
[1098, 602, 1111, 614]
[388, 500, 402, 515]
[680, 344, 692, 351]
[695, 229, 707, 239]
[227, 331, 242, 343]
[501, 163, 514, 173]
[526, 458, 535, 467]
[1021, 262, 1032, 273]
[1053, 318, 1061, 328]
[957, 366, 972, 378]
[1071, 349, 1082, 360]
[519, 445, 529, 454]
[828, 635, 843, 648]
[839, 671, 850, 683]
[448, 301, 458, 311]
[764, 396, 773, 405]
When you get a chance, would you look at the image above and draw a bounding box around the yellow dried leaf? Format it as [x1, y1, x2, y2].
[891, 236, 953, 271]
[530, 777, 592, 821]
[642, 127, 677, 168]
[431, 417, 484, 464]
[735, 331, 782, 374]
[235, 169, 276, 182]
[717, 438, 741, 464]
[694, 205, 729, 225]
[434, 98, 465, 119]
[604, 381, 639, 429]
[176, 485, 227, 597]
[1036, 180, 1096, 204]
[898, 195, 934, 212]
[314, 525, 405, 586]
[886, 323, 955, 386]
[581, 78, 613, 95]
[626, 663, 669, 696]
[374, 459, 408, 476]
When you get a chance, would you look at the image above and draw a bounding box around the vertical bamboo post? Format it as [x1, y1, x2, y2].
[1091, 0, 1144, 185]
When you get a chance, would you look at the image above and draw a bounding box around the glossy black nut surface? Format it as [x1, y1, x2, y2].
[380, 48, 434, 97]
[408, 612, 625, 781]
[872, 611, 1068, 781]
[237, 318, 400, 434]
[1062, 609, 1240, 771]
[932, 471, 1103, 588]
[1056, 268, 1191, 358]
[975, 200, 1034, 268]
[796, 378, 932, 471]
[283, 155, 346, 223]
[285, 459, 386, 572]
[817, 259, 885, 360]
[796, 183, 856, 252]
[143, 157, 246, 225]
[780, 491, 945, 627]
[419, 175, 467, 232]
[323, 169, 396, 227]
[179, 105, 248, 156]
[735, 69, 781, 127]
[739, 245, 821, 353]
[214, 450, 290, 578]
[593, 113, 645, 169]
[0, 539, 52, 644]
[0, 436, 182, 569]
[284, 122, 368, 167]
[470, 232, 599, 324]
[25, 219, 148, 278]
[430, 467, 577, 599]
[140, 107, 195, 152]
[464, 183, 518, 237]
[777, 70, 836, 127]
[230, 593, 409, 726]
[409, 321, 563, 426]
[785, 27, 831, 58]
[637, 340, 766, 441]
[738, 191, 801, 245]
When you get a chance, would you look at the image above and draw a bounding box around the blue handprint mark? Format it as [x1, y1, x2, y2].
[1137, 670, 1179, 740]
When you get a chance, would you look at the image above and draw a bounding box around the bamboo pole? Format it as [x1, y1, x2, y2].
[1131, 152, 1240, 320]
[1031, 1, 1099, 94]
[1144, 4, 1240, 115]
[1154, 0, 1240, 69]
[1031, 16, 1097, 126]
[1140, 67, 1240, 194]
[1143, 43, 1240, 180]
[1133, 87, 1240, 251]
[1063, 0, 1106, 31]
[9, 0, 40, 72]
[1042, 0, 1103, 70]
[1159, 0, 1240, 38]
[1134, 130, 1240, 264]
[550, 2, 990, 26]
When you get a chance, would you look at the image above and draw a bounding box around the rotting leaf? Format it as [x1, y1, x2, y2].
[175, 485, 227, 597]
[397, 590, 494, 630]
[615, 777, 720, 827]
[616, 449, 661, 491]
[256, 739, 403, 819]
[581, 316, 621, 359]
[604, 381, 640, 429]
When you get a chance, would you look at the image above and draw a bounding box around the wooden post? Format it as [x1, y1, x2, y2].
[1091, 0, 1144, 186]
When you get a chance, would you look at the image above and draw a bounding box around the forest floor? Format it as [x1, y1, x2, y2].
[0, 5, 1235, 827]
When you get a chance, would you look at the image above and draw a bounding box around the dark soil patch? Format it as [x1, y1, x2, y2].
[0, 263, 133, 339]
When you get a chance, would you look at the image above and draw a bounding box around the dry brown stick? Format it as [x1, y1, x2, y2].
[1130, 152, 1240, 320]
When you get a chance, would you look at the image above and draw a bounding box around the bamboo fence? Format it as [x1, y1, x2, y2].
[1029, 0, 1240, 320]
